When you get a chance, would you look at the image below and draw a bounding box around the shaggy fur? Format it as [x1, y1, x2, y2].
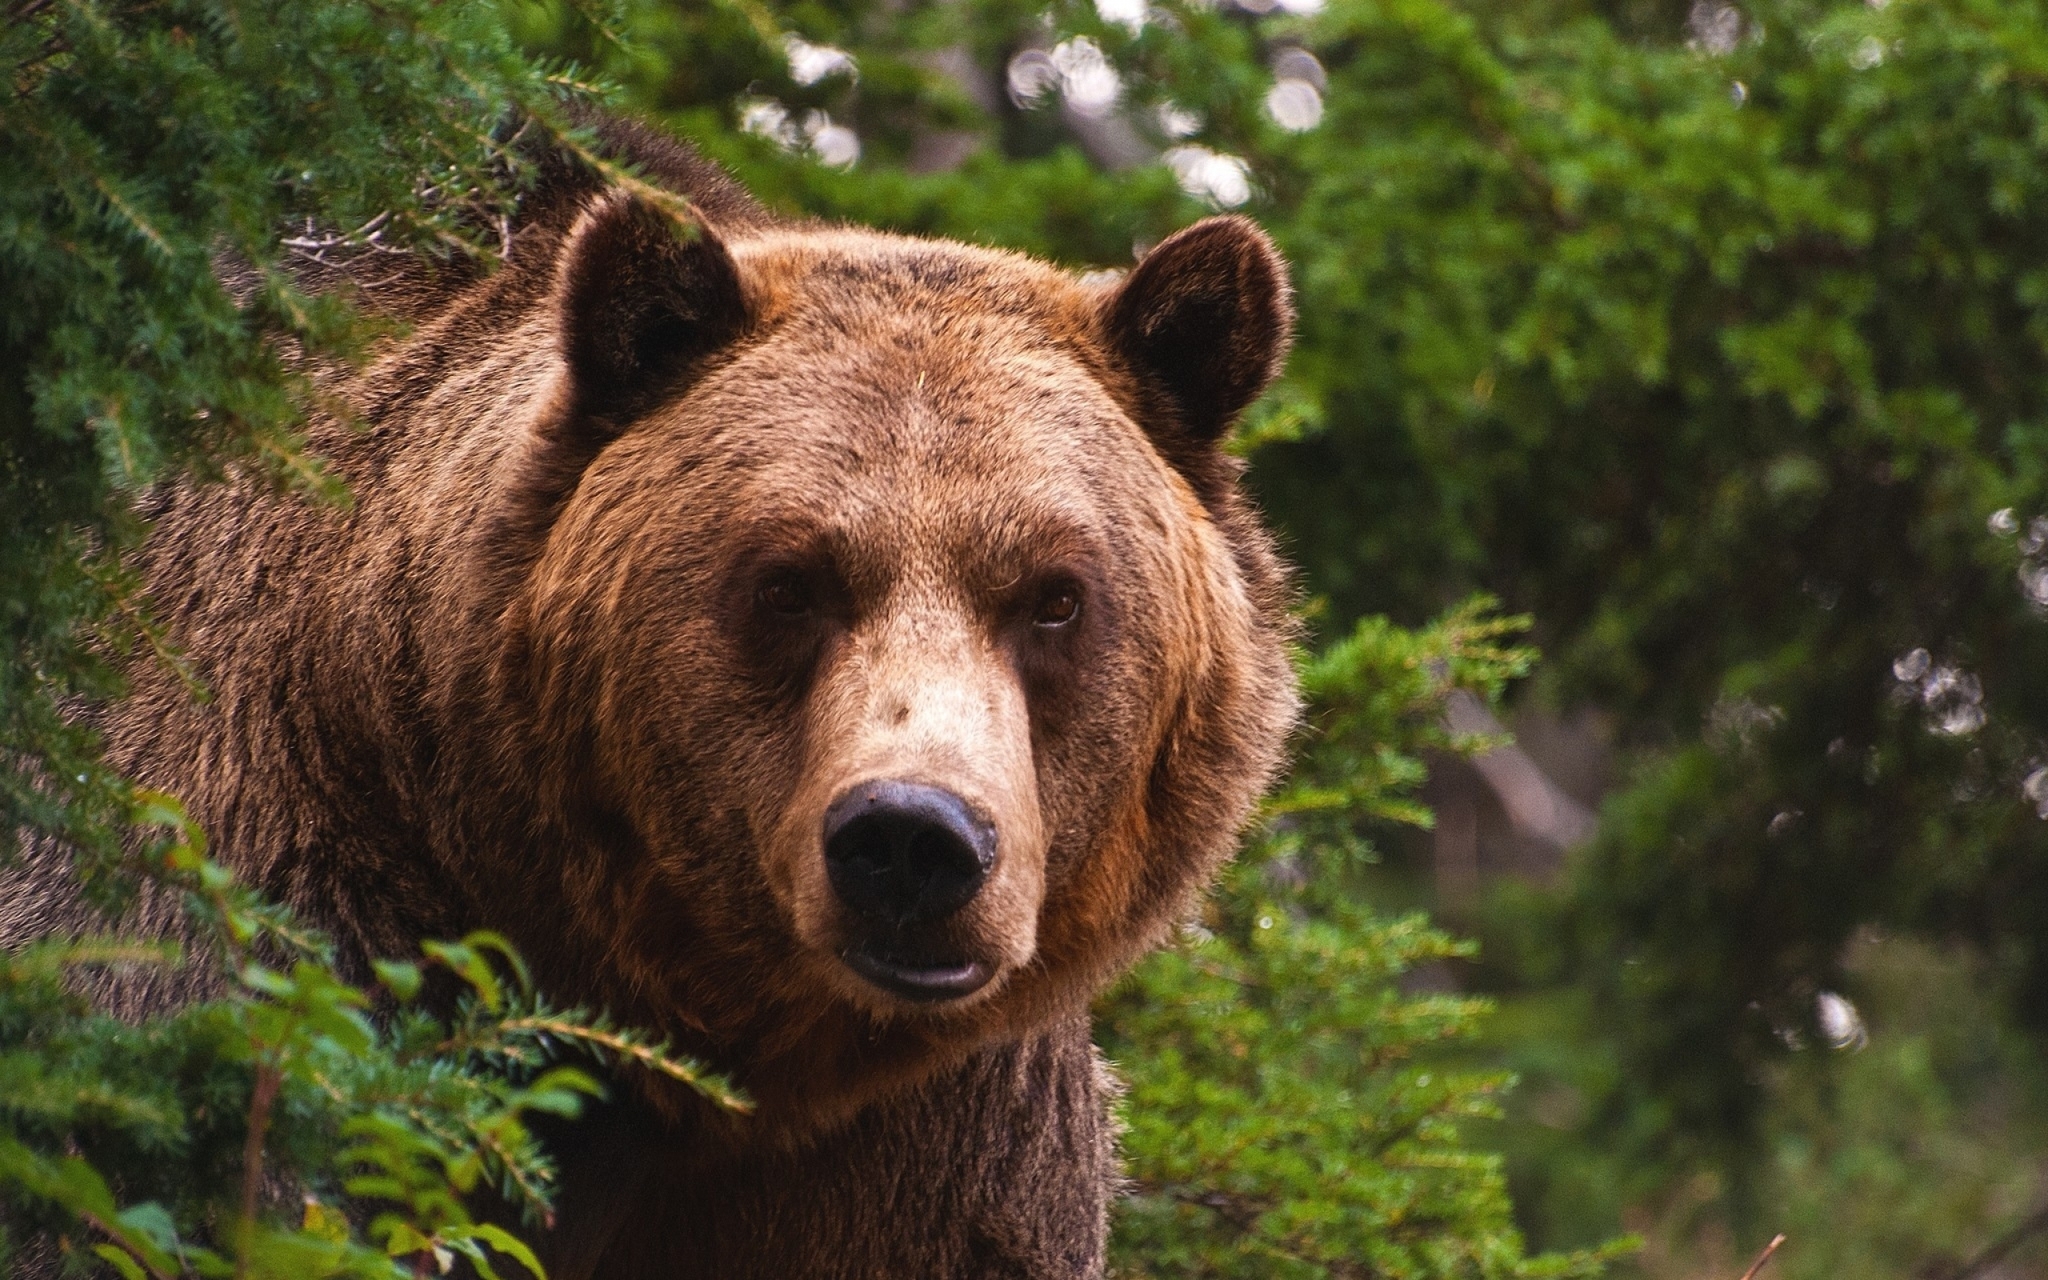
[0, 115, 1298, 1276]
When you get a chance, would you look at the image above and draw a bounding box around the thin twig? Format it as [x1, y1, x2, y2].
[1738, 1234, 1786, 1280]
[235, 1063, 283, 1279]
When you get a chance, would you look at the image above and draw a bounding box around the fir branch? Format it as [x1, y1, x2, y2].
[493, 1016, 753, 1114]
[89, 175, 172, 258]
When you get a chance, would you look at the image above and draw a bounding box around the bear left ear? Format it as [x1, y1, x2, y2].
[555, 191, 752, 432]
[1101, 215, 1294, 446]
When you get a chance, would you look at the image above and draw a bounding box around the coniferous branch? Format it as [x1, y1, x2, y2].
[445, 1006, 755, 1115]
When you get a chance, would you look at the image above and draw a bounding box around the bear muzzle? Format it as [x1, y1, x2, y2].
[824, 780, 1000, 1002]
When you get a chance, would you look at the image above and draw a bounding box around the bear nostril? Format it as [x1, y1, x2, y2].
[823, 781, 996, 930]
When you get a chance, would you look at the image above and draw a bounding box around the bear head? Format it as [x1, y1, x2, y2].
[473, 192, 1299, 1129]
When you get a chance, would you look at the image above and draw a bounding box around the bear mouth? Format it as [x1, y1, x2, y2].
[840, 947, 993, 1004]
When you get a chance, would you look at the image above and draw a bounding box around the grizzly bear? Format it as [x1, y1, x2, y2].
[1, 116, 1298, 1276]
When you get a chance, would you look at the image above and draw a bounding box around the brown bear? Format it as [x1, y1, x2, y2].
[1, 116, 1298, 1276]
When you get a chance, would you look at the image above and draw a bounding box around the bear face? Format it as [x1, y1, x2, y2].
[430, 191, 1296, 1129]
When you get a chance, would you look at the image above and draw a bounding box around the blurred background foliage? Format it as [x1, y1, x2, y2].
[9, 0, 2048, 1274]
[508, 0, 2048, 1273]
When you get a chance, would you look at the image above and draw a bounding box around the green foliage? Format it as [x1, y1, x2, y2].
[1, 799, 742, 1276]
[1231, 0, 2048, 1259]
[1248, 0, 2048, 1161]
[2, 0, 565, 897]
[1099, 603, 1622, 1277]
[1751, 938, 2048, 1280]
[1474, 914, 2048, 1280]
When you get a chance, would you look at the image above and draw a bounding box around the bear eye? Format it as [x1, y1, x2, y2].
[1033, 585, 1082, 629]
[758, 576, 812, 617]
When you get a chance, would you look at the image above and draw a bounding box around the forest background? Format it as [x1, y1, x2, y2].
[5, 0, 2048, 1276]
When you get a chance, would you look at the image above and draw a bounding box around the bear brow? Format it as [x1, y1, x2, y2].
[959, 514, 1104, 584]
[801, 251, 1056, 322]
[731, 514, 849, 562]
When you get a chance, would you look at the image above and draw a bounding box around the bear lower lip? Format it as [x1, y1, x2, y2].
[841, 949, 993, 1003]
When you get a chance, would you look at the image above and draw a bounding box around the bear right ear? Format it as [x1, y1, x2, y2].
[555, 192, 751, 433]
[1100, 215, 1294, 449]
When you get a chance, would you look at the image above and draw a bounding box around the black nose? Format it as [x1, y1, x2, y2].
[824, 782, 996, 929]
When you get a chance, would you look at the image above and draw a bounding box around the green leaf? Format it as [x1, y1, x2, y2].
[91, 1244, 148, 1280]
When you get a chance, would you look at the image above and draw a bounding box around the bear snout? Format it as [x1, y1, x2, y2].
[824, 780, 1000, 1002]
[824, 781, 996, 926]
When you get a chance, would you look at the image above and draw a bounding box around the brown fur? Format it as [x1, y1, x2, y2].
[1, 117, 1297, 1275]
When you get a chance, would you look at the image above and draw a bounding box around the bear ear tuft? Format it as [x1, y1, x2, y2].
[556, 192, 751, 432]
[1101, 215, 1294, 448]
